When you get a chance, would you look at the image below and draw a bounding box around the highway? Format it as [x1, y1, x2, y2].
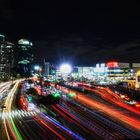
[0, 81, 14, 131]
[1, 79, 140, 140]
[0, 80, 86, 140]
[51, 104, 99, 139]
[59, 100, 139, 140]
[12, 109, 86, 140]
[82, 85, 140, 115]
[54, 84, 140, 138]
[1, 80, 23, 140]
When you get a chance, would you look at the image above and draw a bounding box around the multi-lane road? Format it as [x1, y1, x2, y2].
[55, 84, 140, 138]
[0, 80, 140, 140]
[0, 80, 86, 140]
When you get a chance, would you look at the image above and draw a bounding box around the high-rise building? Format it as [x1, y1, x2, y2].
[0, 34, 14, 80]
[43, 59, 50, 77]
[16, 39, 33, 77]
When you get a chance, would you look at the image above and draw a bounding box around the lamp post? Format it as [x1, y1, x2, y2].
[60, 63, 72, 100]
[34, 65, 42, 76]
[60, 63, 72, 81]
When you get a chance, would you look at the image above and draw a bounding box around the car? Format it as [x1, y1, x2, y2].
[133, 102, 140, 111]
[124, 96, 130, 101]
[125, 100, 137, 105]
[120, 94, 126, 99]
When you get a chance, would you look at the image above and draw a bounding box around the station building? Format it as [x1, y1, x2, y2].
[71, 61, 140, 84]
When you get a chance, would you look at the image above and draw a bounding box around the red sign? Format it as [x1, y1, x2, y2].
[107, 62, 118, 68]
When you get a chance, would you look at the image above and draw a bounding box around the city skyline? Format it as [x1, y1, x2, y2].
[1, 2, 140, 139]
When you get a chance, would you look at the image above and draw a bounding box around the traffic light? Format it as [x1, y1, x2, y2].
[68, 93, 76, 98]
[28, 96, 32, 102]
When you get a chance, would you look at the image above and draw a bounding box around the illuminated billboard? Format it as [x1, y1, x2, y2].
[107, 61, 118, 68]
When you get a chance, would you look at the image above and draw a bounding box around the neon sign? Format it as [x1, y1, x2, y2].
[107, 61, 118, 68]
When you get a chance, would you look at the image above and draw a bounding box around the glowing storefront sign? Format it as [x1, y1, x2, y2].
[107, 61, 118, 68]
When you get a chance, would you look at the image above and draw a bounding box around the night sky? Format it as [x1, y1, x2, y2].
[1, 1, 140, 66]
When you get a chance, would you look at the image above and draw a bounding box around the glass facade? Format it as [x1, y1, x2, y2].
[16, 39, 33, 77]
[0, 35, 14, 80]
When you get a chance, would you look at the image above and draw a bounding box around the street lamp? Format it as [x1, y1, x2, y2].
[34, 65, 40, 71]
[60, 63, 72, 74]
[60, 63, 72, 99]
[33, 65, 42, 76]
[60, 63, 72, 83]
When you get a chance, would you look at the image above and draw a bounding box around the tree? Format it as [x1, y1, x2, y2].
[38, 94, 60, 106]
[26, 88, 38, 95]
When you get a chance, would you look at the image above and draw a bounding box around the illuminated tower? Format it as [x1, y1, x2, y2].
[0, 34, 14, 80]
[16, 39, 33, 77]
[43, 58, 50, 77]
